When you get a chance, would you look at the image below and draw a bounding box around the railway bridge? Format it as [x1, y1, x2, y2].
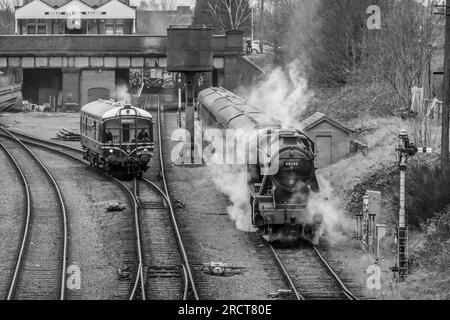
[0, 31, 262, 109]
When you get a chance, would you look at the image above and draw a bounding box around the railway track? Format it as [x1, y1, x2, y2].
[268, 241, 357, 300]
[135, 97, 198, 300]
[0, 127, 145, 300]
[0, 127, 68, 300]
[1, 104, 198, 300]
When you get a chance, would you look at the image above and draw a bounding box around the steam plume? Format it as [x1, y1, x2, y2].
[307, 175, 353, 244]
[207, 165, 256, 232]
[239, 60, 312, 129]
[114, 84, 131, 104]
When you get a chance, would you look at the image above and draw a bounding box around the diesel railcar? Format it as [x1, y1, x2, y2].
[80, 99, 154, 177]
[198, 87, 321, 242]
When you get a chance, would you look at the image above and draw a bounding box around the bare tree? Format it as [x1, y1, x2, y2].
[362, 0, 443, 108]
[139, 0, 179, 10]
[208, 0, 252, 31]
[0, 0, 19, 34]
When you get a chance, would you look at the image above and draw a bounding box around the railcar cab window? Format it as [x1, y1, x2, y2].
[137, 128, 150, 142]
[103, 118, 152, 144]
[105, 129, 113, 143]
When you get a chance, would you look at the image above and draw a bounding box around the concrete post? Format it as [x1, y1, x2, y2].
[185, 72, 195, 163]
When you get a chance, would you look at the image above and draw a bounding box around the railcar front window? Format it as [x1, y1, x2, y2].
[122, 124, 130, 143]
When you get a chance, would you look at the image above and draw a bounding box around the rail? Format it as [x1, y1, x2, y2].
[312, 246, 357, 300]
[267, 239, 358, 300]
[0, 143, 31, 300]
[0, 126, 68, 300]
[154, 97, 199, 300]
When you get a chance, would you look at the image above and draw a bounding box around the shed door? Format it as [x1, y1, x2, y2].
[316, 136, 332, 168]
[88, 87, 110, 103]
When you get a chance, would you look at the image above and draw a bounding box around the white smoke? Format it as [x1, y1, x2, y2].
[241, 60, 313, 128]
[207, 165, 256, 232]
[307, 175, 353, 244]
[113, 84, 131, 104]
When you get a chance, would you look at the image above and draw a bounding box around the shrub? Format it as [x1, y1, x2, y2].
[347, 156, 450, 229]
[411, 207, 450, 274]
[305, 82, 402, 123]
[388, 157, 450, 228]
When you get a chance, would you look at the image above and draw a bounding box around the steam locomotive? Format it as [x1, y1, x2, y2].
[80, 99, 154, 177]
[198, 87, 321, 242]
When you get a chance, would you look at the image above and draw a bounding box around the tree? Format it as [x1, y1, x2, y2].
[0, 0, 17, 34]
[208, 0, 251, 31]
[258, 0, 373, 83]
[193, 0, 251, 33]
[362, 0, 443, 108]
[139, 0, 179, 10]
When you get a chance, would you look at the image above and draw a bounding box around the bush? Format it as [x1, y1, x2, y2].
[346, 156, 450, 229]
[305, 82, 402, 123]
[411, 207, 450, 273]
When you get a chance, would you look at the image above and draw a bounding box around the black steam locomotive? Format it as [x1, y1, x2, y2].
[80, 99, 154, 177]
[198, 87, 321, 242]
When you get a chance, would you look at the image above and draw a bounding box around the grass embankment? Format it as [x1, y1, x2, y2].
[307, 81, 450, 299]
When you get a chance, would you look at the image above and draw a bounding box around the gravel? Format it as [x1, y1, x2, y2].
[158, 111, 287, 300]
[29, 146, 133, 299]
[0, 145, 24, 298]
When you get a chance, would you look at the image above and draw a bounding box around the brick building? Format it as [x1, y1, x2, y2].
[15, 0, 137, 35]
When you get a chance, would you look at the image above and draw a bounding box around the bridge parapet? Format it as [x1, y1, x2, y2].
[0, 32, 244, 59]
[0, 35, 167, 57]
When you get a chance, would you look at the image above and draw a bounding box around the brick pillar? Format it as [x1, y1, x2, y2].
[62, 68, 80, 110]
[225, 29, 244, 54]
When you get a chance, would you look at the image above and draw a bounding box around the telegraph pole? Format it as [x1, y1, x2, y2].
[260, 0, 264, 47]
[442, 3, 450, 171]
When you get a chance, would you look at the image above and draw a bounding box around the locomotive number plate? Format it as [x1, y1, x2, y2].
[121, 118, 135, 124]
[284, 161, 299, 167]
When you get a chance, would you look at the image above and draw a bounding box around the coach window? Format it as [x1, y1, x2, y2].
[92, 120, 97, 139]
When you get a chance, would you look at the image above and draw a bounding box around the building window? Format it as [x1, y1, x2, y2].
[27, 25, 36, 34]
[26, 18, 46, 35]
[105, 19, 114, 35]
[37, 25, 46, 34]
[115, 19, 124, 35]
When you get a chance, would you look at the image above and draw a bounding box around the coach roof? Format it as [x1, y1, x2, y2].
[81, 100, 152, 120]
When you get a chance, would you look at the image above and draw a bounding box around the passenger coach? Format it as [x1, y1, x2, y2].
[80, 99, 154, 177]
